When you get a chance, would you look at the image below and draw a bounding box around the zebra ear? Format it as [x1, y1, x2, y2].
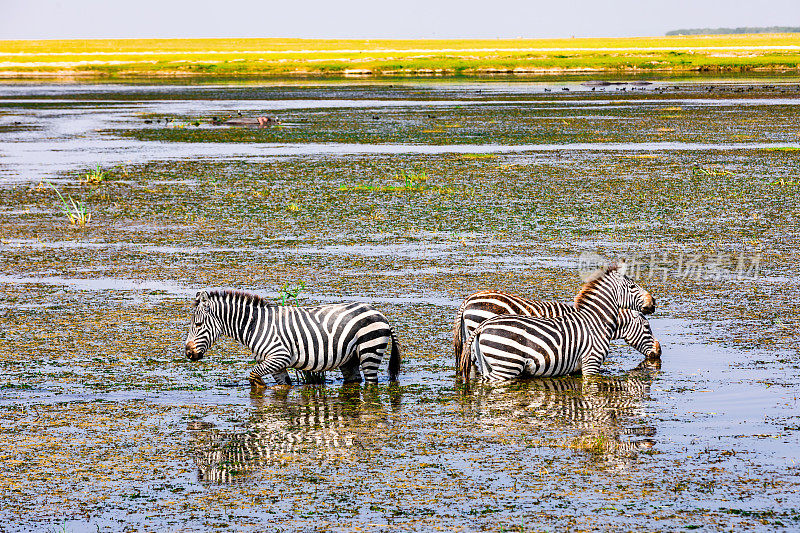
[616, 260, 628, 276]
[196, 291, 210, 306]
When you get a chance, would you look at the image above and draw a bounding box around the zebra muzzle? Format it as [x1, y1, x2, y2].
[641, 294, 656, 315]
[647, 340, 662, 360]
[185, 342, 204, 361]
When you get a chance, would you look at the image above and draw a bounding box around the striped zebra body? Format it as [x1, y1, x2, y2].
[453, 291, 660, 365]
[185, 289, 400, 386]
[458, 262, 656, 382]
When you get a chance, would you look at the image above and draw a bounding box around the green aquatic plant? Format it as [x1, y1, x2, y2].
[82, 164, 108, 184]
[47, 182, 91, 227]
[570, 434, 612, 455]
[396, 170, 429, 189]
[692, 165, 733, 177]
[274, 281, 323, 384]
[772, 177, 798, 187]
[339, 169, 436, 192]
[274, 281, 307, 306]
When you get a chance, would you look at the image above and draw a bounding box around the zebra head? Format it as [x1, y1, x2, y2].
[616, 309, 662, 360]
[185, 291, 222, 361]
[608, 261, 656, 315]
[576, 261, 656, 316]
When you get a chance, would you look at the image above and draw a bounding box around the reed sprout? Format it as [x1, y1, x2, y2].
[48, 182, 91, 226]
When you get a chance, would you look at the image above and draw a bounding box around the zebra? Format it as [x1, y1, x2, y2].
[452, 291, 661, 366]
[458, 262, 656, 382]
[185, 289, 400, 387]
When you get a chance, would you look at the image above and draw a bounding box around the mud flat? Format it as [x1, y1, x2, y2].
[0, 79, 798, 531]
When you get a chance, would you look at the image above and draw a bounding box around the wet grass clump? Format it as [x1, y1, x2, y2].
[81, 164, 109, 184]
[47, 182, 91, 226]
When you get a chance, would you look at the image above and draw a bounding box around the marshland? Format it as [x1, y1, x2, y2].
[0, 77, 799, 531]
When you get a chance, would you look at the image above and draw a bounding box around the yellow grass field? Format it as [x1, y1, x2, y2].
[1, 34, 799, 77]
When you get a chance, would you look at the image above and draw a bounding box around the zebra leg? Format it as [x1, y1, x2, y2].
[340, 356, 362, 384]
[359, 350, 383, 384]
[272, 370, 293, 386]
[249, 353, 292, 388]
[357, 335, 390, 384]
[478, 343, 526, 383]
[580, 353, 603, 377]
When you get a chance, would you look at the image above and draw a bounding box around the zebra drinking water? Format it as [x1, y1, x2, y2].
[185, 289, 401, 386]
[452, 291, 661, 366]
[458, 262, 656, 382]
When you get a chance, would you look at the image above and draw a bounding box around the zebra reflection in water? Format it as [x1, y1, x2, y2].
[462, 362, 660, 460]
[190, 385, 401, 483]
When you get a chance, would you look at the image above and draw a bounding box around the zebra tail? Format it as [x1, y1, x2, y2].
[451, 297, 470, 367]
[452, 313, 464, 368]
[388, 328, 401, 382]
[458, 325, 481, 382]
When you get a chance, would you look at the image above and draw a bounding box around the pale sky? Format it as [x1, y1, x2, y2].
[2, 0, 799, 40]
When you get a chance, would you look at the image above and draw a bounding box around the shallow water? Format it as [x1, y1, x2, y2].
[0, 79, 799, 531]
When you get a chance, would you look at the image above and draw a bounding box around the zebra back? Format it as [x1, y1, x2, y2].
[452, 291, 569, 365]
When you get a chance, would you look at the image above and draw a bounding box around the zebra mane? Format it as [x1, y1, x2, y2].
[573, 263, 621, 309]
[206, 288, 277, 308]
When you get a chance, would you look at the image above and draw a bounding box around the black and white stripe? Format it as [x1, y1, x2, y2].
[453, 291, 660, 365]
[458, 262, 656, 382]
[185, 289, 400, 386]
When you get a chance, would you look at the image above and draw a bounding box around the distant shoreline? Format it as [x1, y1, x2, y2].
[666, 26, 800, 36]
[1, 34, 798, 79]
[1, 66, 799, 80]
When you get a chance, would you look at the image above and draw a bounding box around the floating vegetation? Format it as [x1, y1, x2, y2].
[338, 170, 457, 194]
[570, 434, 611, 454]
[460, 153, 496, 159]
[692, 165, 733, 177]
[116, 98, 800, 148]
